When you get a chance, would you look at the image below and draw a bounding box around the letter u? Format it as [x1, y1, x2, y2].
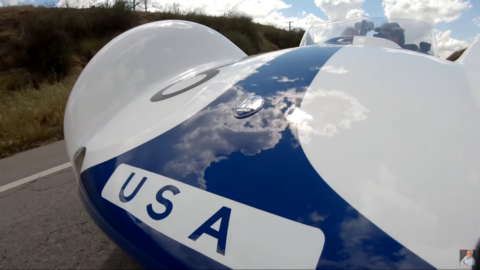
[119, 172, 147, 203]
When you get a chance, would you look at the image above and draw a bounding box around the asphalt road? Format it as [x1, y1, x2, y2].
[0, 141, 142, 269]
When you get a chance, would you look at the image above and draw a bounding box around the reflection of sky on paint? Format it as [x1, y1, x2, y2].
[317, 208, 429, 269]
[289, 89, 369, 143]
[295, 203, 427, 269]
[163, 86, 303, 189]
[271, 76, 300, 82]
[160, 81, 370, 191]
[355, 161, 480, 268]
[311, 65, 349, 74]
[160, 59, 365, 189]
[155, 45, 329, 190]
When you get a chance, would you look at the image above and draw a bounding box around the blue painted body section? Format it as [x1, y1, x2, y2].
[79, 45, 436, 269]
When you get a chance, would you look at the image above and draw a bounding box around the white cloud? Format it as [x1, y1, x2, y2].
[57, 0, 99, 7]
[473, 16, 480, 27]
[0, 0, 33, 6]
[382, 0, 471, 26]
[346, 8, 369, 19]
[314, 0, 366, 20]
[434, 29, 470, 59]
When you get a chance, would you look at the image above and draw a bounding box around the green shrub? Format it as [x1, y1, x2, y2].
[262, 25, 304, 50]
[87, 2, 138, 38]
[20, 11, 73, 82]
[13, 4, 138, 82]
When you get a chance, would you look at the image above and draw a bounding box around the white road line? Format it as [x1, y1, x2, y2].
[0, 162, 72, 193]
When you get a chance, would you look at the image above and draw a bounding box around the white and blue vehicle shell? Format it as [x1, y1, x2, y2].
[64, 16, 480, 269]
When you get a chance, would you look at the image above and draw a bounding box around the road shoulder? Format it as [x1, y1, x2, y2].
[0, 140, 69, 187]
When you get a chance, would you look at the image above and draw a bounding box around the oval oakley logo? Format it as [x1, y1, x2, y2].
[233, 95, 265, 118]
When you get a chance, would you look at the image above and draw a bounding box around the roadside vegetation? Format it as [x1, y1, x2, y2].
[0, 3, 304, 158]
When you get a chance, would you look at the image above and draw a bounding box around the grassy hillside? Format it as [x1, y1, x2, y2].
[0, 4, 304, 158]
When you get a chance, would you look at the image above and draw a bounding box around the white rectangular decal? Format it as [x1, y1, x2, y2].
[102, 164, 325, 269]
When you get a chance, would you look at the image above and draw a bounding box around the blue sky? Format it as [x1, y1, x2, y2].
[437, 2, 480, 41]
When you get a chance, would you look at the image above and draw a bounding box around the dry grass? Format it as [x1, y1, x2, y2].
[0, 73, 77, 158]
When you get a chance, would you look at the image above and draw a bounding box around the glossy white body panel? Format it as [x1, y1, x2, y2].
[298, 44, 480, 269]
[64, 20, 480, 269]
[457, 37, 480, 109]
[352, 36, 401, 49]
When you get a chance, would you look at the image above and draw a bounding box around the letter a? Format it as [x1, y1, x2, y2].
[188, 206, 231, 255]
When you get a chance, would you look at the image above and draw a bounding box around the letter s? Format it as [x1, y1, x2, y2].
[146, 185, 181, 220]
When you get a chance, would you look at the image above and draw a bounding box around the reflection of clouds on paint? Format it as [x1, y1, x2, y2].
[162, 84, 317, 189]
[309, 211, 327, 222]
[311, 65, 349, 74]
[316, 210, 392, 269]
[291, 89, 368, 143]
[470, 173, 480, 184]
[296, 210, 329, 230]
[154, 50, 300, 190]
[353, 163, 478, 267]
[287, 107, 313, 125]
[271, 76, 300, 82]
[163, 87, 295, 189]
[338, 215, 392, 268]
[357, 164, 439, 243]
[336, 160, 480, 269]
[267, 87, 308, 111]
[317, 205, 423, 269]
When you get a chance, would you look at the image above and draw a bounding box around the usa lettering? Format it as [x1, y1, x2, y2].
[118, 172, 232, 255]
